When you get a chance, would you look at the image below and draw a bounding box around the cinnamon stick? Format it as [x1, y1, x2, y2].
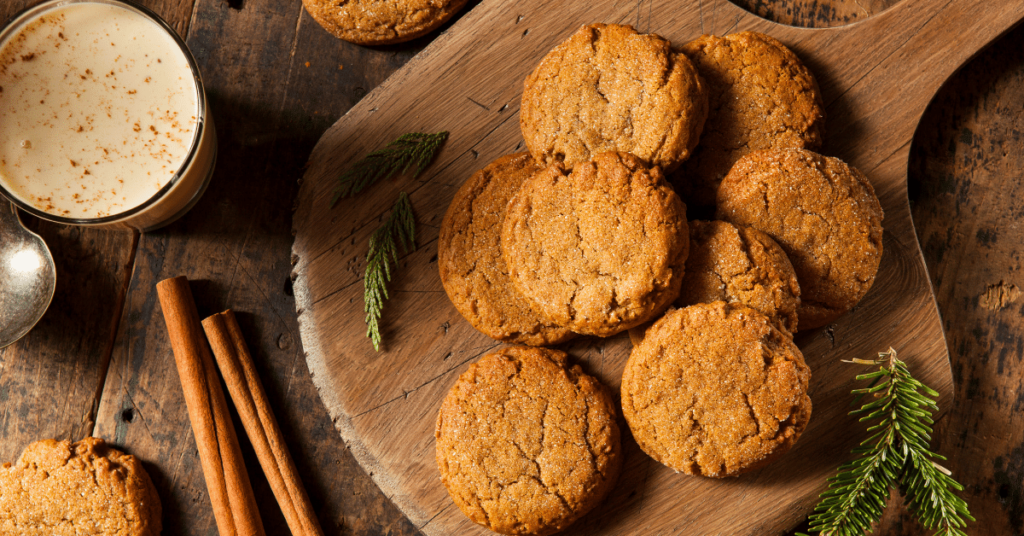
[202, 310, 325, 536]
[156, 277, 266, 536]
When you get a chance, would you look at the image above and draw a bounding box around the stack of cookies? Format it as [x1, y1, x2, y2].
[436, 22, 883, 535]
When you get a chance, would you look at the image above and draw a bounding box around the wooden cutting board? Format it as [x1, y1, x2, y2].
[292, 0, 1024, 533]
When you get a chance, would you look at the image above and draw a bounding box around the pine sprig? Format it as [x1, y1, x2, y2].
[363, 192, 416, 351]
[800, 348, 973, 536]
[331, 131, 448, 205]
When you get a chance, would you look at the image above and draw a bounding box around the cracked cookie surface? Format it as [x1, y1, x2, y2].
[676, 220, 801, 333]
[435, 346, 622, 536]
[520, 23, 708, 172]
[301, 0, 468, 45]
[439, 153, 574, 346]
[501, 152, 689, 337]
[621, 302, 812, 477]
[716, 148, 884, 329]
[671, 31, 825, 207]
[0, 437, 161, 536]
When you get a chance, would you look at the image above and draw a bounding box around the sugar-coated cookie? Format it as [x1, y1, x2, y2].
[672, 31, 825, 207]
[676, 220, 801, 333]
[302, 0, 468, 45]
[716, 148, 883, 329]
[439, 153, 574, 346]
[436, 346, 621, 535]
[502, 152, 689, 337]
[521, 23, 707, 172]
[0, 437, 161, 535]
[621, 303, 812, 477]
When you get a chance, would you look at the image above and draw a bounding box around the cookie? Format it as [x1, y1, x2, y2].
[301, 0, 468, 45]
[672, 31, 825, 207]
[621, 302, 812, 477]
[716, 148, 884, 329]
[436, 346, 621, 536]
[676, 220, 801, 333]
[502, 152, 689, 337]
[0, 437, 161, 535]
[521, 23, 708, 172]
[439, 153, 574, 346]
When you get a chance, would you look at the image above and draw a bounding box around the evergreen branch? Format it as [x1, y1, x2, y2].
[331, 131, 448, 205]
[800, 348, 972, 536]
[363, 192, 416, 351]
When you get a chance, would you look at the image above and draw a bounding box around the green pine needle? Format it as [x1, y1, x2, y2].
[331, 131, 448, 206]
[363, 192, 416, 351]
[799, 348, 973, 536]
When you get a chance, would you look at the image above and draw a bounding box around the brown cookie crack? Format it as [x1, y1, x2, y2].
[436, 347, 621, 536]
[716, 148, 883, 329]
[502, 152, 688, 337]
[438, 153, 574, 345]
[302, 0, 468, 45]
[0, 438, 161, 535]
[521, 23, 707, 172]
[621, 303, 811, 477]
[676, 220, 801, 332]
[672, 31, 825, 207]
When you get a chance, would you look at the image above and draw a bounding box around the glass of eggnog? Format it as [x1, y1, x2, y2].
[0, 0, 215, 231]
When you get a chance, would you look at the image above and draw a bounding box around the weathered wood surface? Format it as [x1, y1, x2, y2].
[874, 21, 1024, 535]
[0, 0, 424, 534]
[3, 0, 1024, 534]
[291, 0, 1023, 534]
[0, 0, 182, 467]
[87, 1, 424, 534]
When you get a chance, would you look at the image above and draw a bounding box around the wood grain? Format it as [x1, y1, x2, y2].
[291, 0, 1023, 534]
[874, 21, 1024, 534]
[0, 0, 194, 462]
[89, 1, 424, 534]
[732, 0, 899, 27]
[3, 0, 1024, 534]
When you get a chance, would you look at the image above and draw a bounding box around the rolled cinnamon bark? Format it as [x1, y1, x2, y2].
[156, 276, 266, 536]
[203, 310, 325, 536]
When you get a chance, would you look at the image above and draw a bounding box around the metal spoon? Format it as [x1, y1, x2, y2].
[0, 201, 55, 348]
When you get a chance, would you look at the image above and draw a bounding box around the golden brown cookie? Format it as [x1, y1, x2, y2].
[520, 23, 708, 172]
[716, 148, 884, 329]
[621, 302, 812, 477]
[672, 31, 825, 207]
[676, 220, 801, 333]
[439, 153, 574, 346]
[502, 152, 689, 337]
[0, 437, 162, 535]
[301, 0, 468, 45]
[436, 346, 621, 536]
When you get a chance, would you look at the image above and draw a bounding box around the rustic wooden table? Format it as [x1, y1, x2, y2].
[0, 0, 1020, 534]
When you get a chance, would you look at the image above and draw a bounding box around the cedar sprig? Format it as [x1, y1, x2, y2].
[800, 348, 973, 536]
[363, 192, 416, 351]
[331, 131, 448, 205]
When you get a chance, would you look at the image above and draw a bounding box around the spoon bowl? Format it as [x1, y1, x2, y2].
[0, 201, 56, 348]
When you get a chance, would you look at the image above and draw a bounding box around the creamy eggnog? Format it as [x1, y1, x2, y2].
[0, 0, 214, 229]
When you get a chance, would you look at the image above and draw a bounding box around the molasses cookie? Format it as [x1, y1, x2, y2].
[0, 437, 162, 535]
[502, 152, 689, 337]
[672, 31, 825, 207]
[676, 220, 801, 333]
[521, 23, 708, 172]
[302, 0, 468, 45]
[436, 346, 621, 536]
[621, 302, 812, 477]
[439, 153, 574, 346]
[716, 148, 884, 329]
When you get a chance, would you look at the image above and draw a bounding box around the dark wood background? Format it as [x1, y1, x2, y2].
[0, 0, 1019, 534]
